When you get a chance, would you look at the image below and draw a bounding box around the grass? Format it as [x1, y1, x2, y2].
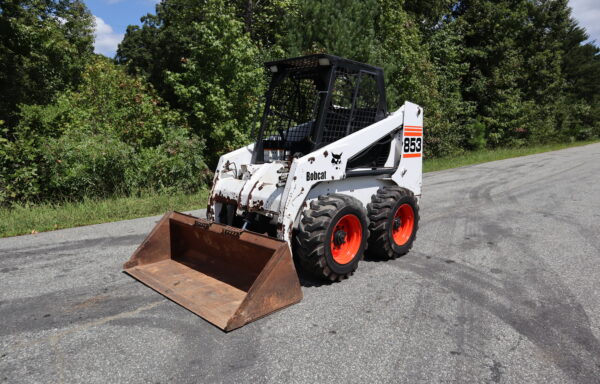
[1, 139, 598, 238]
[423, 139, 600, 173]
[0, 190, 208, 238]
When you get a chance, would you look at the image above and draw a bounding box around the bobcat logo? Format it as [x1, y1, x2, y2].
[331, 152, 343, 165]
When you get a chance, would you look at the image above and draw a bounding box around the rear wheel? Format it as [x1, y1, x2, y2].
[367, 186, 419, 259]
[295, 194, 369, 281]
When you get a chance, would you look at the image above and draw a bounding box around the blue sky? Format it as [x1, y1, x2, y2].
[88, 0, 600, 58]
[570, 0, 600, 45]
[86, 0, 157, 57]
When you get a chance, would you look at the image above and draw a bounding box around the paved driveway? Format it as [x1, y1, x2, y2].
[1, 143, 600, 383]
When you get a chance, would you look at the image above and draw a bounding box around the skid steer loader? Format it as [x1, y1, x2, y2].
[124, 54, 423, 331]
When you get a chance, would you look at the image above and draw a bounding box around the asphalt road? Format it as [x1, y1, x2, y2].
[1, 143, 600, 383]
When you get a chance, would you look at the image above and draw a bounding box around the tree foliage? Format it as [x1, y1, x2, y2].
[2, 0, 600, 206]
[0, 58, 207, 204]
[232, 0, 295, 49]
[282, 0, 378, 61]
[0, 0, 94, 128]
[560, 18, 600, 139]
[117, 0, 265, 165]
[116, 0, 599, 160]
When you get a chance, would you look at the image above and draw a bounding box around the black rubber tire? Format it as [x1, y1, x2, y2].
[367, 186, 419, 259]
[295, 194, 369, 282]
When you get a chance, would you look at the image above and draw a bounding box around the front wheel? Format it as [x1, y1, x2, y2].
[367, 186, 419, 259]
[295, 194, 369, 282]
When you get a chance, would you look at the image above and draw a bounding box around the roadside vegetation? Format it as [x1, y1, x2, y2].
[0, 190, 208, 238]
[2, 140, 598, 238]
[1, 0, 599, 237]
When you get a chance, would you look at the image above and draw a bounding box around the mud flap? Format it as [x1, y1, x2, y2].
[123, 211, 303, 331]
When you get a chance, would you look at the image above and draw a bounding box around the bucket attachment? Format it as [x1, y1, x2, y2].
[123, 211, 302, 331]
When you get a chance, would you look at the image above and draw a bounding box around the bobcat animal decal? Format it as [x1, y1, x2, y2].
[331, 152, 342, 165]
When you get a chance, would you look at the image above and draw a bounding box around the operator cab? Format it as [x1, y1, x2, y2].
[252, 54, 388, 167]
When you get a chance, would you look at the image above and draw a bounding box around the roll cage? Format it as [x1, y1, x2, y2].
[252, 54, 388, 165]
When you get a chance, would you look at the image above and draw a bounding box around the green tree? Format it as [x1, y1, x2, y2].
[118, 0, 599, 160]
[375, 0, 474, 157]
[232, 0, 295, 49]
[0, 57, 207, 204]
[519, 0, 570, 143]
[560, 17, 600, 139]
[456, 0, 535, 146]
[282, 0, 377, 61]
[374, 1, 440, 110]
[0, 0, 94, 128]
[281, 0, 469, 157]
[454, 0, 583, 147]
[562, 21, 600, 103]
[117, 0, 265, 165]
[426, 19, 475, 154]
[403, 0, 454, 37]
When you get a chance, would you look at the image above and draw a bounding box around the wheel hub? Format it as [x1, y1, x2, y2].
[392, 203, 415, 246]
[330, 214, 363, 265]
[333, 229, 347, 246]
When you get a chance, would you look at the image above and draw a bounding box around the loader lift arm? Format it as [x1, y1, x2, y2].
[276, 101, 423, 241]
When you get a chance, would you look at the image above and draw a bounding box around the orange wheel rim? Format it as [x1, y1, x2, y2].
[392, 204, 414, 246]
[330, 214, 362, 264]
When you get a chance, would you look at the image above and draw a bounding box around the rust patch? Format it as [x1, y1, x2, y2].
[248, 199, 265, 211]
[237, 188, 244, 209]
[247, 181, 269, 212]
[213, 193, 239, 207]
[246, 180, 265, 210]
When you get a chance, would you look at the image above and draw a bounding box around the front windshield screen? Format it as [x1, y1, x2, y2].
[259, 71, 323, 162]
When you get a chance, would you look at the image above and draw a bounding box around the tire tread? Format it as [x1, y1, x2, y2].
[295, 194, 368, 281]
[366, 186, 419, 259]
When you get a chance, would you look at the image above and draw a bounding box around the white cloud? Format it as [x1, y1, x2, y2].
[569, 0, 600, 44]
[93, 16, 124, 57]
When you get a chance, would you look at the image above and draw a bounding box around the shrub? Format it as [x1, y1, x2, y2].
[42, 132, 133, 200]
[0, 57, 208, 206]
[465, 119, 486, 150]
[126, 129, 208, 193]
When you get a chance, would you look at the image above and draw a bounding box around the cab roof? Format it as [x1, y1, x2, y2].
[264, 54, 383, 73]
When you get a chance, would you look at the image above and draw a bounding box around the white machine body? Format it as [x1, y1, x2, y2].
[208, 101, 423, 242]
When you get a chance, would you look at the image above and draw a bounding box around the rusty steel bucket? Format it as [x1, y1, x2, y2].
[123, 211, 302, 331]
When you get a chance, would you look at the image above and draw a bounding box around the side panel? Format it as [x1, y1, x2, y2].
[303, 176, 392, 222]
[392, 102, 423, 197]
[276, 104, 409, 241]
